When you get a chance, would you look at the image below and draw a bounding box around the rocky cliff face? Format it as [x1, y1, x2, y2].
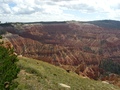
[1, 21, 120, 81]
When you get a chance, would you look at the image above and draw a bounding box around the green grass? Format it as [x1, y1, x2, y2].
[15, 56, 120, 90]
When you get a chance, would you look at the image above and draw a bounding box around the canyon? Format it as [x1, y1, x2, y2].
[0, 20, 120, 86]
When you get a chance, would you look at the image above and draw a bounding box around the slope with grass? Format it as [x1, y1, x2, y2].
[15, 56, 120, 90]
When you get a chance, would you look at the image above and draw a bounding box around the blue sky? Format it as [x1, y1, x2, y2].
[9, 2, 16, 7]
[0, 0, 120, 23]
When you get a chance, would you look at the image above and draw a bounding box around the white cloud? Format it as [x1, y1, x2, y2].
[0, 2, 12, 14]
[1, 0, 120, 22]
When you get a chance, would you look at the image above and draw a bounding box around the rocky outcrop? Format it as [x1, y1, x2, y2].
[75, 63, 104, 80]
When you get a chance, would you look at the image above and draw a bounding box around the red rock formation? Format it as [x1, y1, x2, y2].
[1, 22, 120, 82]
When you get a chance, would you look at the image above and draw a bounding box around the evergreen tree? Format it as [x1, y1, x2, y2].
[0, 46, 20, 90]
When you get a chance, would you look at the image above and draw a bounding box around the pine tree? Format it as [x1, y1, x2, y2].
[0, 46, 20, 90]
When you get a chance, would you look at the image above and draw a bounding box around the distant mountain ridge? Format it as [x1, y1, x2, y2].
[88, 20, 120, 29]
[1, 20, 120, 29]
